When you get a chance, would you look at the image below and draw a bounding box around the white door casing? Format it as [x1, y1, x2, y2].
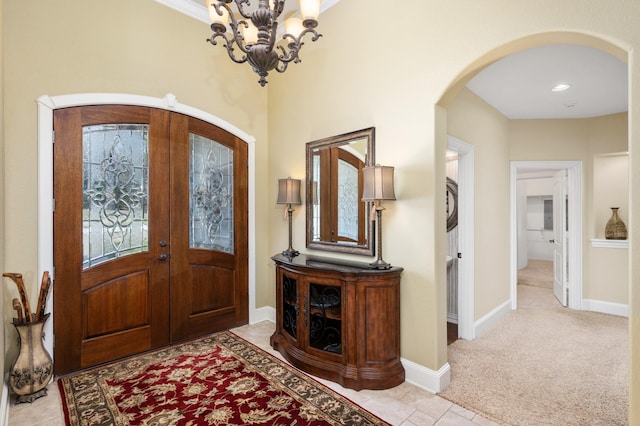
[447, 136, 474, 340]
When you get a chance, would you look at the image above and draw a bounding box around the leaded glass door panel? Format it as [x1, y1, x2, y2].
[53, 106, 248, 375]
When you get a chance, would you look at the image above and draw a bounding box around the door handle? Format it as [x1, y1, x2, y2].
[157, 253, 169, 261]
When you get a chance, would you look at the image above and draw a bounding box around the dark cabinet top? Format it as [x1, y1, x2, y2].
[272, 253, 403, 275]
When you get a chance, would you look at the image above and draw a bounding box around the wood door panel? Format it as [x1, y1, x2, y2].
[190, 265, 235, 314]
[83, 271, 150, 338]
[81, 327, 151, 368]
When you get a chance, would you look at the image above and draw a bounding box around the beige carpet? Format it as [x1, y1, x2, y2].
[518, 259, 553, 289]
[439, 285, 628, 425]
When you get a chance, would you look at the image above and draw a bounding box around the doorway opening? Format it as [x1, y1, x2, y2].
[447, 136, 474, 341]
[510, 161, 583, 310]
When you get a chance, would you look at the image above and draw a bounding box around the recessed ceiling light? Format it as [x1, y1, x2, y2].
[552, 83, 572, 92]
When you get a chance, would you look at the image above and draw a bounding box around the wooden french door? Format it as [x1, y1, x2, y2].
[53, 105, 248, 375]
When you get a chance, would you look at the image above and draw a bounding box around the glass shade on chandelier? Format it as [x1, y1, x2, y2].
[277, 177, 302, 257]
[362, 165, 396, 269]
[207, 0, 322, 87]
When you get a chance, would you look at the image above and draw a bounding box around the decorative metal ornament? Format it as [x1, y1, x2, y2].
[446, 177, 458, 232]
[207, 0, 322, 86]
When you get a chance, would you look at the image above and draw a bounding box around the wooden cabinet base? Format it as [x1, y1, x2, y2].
[270, 254, 405, 391]
[270, 332, 405, 390]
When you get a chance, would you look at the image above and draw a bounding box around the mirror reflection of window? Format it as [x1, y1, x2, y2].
[337, 159, 359, 242]
[312, 154, 321, 241]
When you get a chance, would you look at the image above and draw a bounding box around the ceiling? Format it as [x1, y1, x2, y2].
[157, 3, 628, 120]
[466, 44, 628, 120]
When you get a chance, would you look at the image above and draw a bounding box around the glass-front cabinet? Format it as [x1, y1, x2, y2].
[308, 282, 342, 355]
[277, 271, 344, 361]
[271, 254, 404, 390]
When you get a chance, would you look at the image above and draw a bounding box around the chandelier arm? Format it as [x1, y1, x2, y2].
[274, 53, 289, 74]
[278, 29, 322, 64]
[227, 20, 252, 54]
[271, 0, 285, 20]
[230, 0, 253, 20]
[207, 33, 248, 64]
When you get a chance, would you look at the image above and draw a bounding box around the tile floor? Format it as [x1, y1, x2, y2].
[8, 321, 499, 426]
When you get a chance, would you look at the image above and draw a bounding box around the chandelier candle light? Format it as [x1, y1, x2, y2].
[207, 0, 322, 86]
[361, 164, 396, 269]
[277, 177, 302, 257]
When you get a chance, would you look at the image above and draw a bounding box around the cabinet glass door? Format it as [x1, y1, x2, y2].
[282, 274, 299, 340]
[308, 282, 342, 355]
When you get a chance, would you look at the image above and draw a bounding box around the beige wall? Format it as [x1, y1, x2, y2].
[267, 1, 639, 421]
[2, 0, 269, 363]
[447, 88, 511, 320]
[0, 0, 5, 379]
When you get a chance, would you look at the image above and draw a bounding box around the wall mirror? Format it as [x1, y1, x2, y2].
[306, 127, 375, 256]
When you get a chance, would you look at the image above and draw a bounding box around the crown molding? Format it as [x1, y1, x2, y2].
[154, 0, 341, 25]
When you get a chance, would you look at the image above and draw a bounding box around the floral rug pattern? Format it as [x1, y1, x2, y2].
[59, 332, 388, 425]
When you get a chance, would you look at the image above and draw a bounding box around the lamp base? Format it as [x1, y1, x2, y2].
[369, 259, 391, 270]
[282, 248, 300, 258]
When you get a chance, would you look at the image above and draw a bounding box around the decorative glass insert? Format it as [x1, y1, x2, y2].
[83, 124, 149, 269]
[190, 133, 234, 253]
[337, 159, 358, 241]
[311, 153, 321, 241]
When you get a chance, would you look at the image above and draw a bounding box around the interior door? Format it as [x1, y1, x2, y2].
[552, 169, 568, 306]
[53, 106, 248, 375]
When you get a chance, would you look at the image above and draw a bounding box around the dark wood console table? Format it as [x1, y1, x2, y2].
[270, 253, 404, 390]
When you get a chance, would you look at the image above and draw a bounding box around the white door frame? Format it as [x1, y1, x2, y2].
[37, 93, 257, 357]
[447, 136, 474, 340]
[510, 161, 583, 310]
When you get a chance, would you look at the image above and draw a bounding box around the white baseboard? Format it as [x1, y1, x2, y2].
[446, 313, 458, 324]
[1, 374, 9, 426]
[582, 299, 628, 317]
[250, 306, 276, 325]
[474, 299, 512, 338]
[402, 358, 451, 393]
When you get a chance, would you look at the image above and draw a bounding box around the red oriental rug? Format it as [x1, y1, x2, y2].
[58, 331, 390, 425]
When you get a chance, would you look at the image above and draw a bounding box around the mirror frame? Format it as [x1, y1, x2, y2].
[305, 127, 375, 256]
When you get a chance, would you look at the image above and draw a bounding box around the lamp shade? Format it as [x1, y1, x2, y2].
[277, 178, 302, 205]
[362, 165, 396, 201]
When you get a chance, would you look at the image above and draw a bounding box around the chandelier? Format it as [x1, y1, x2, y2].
[207, 0, 322, 86]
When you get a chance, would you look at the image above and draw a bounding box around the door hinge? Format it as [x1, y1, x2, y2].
[457, 252, 462, 259]
[52, 131, 55, 144]
[52, 198, 55, 212]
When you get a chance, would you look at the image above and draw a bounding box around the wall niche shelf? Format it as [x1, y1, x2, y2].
[270, 253, 404, 390]
[590, 239, 629, 249]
